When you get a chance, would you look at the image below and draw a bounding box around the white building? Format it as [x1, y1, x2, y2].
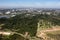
[5, 11, 11, 15]
[0, 12, 2, 15]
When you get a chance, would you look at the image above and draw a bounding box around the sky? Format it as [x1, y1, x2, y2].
[0, 0, 60, 8]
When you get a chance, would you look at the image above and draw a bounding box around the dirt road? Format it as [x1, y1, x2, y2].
[36, 27, 60, 40]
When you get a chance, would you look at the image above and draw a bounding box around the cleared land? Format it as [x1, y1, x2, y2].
[36, 26, 60, 40]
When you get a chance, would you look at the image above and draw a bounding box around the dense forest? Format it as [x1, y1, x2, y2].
[0, 13, 60, 40]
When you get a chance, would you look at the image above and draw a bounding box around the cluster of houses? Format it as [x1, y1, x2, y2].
[0, 8, 60, 18]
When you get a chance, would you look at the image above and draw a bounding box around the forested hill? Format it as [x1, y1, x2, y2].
[0, 13, 60, 36]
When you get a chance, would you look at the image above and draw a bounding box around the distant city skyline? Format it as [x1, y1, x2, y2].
[0, 0, 60, 8]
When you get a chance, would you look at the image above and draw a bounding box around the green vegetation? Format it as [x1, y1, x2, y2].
[0, 13, 60, 40]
